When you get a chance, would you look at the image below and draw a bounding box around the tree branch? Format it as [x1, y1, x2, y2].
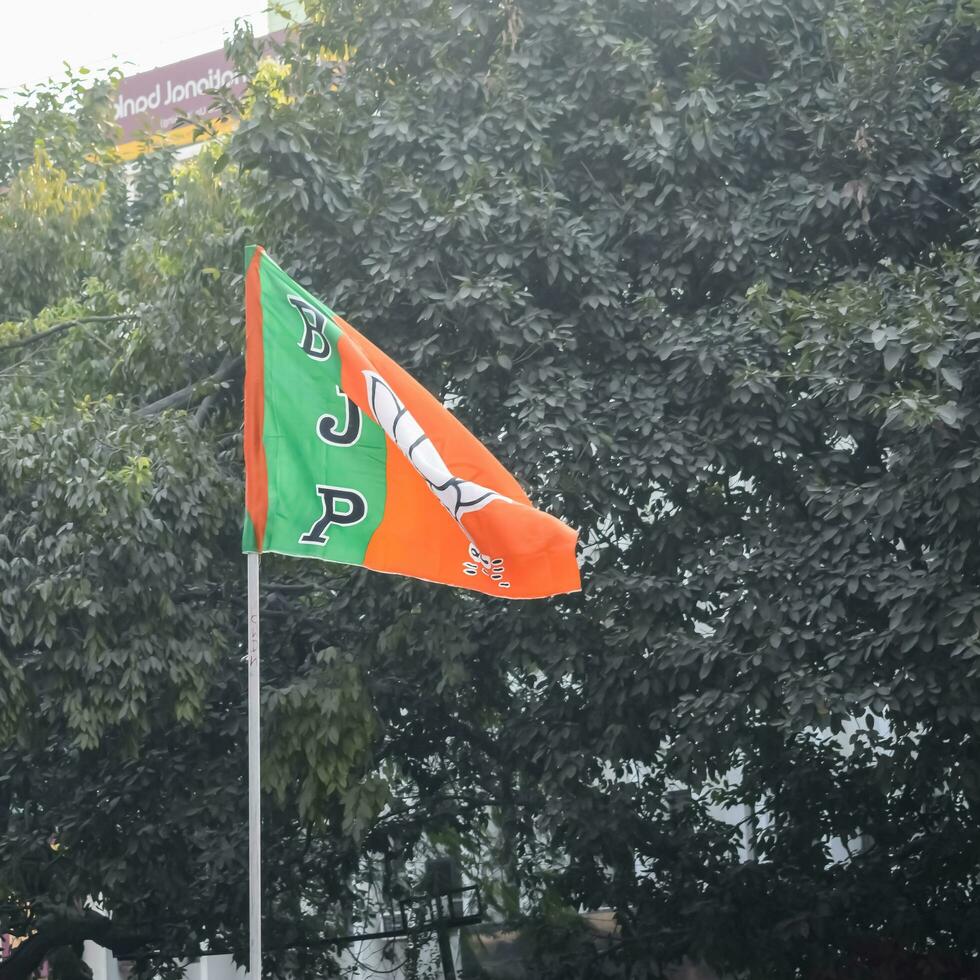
[0, 316, 135, 353]
[137, 355, 243, 417]
[0, 909, 154, 980]
[194, 391, 220, 428]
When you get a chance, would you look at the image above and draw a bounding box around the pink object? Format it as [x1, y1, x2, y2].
[114, 32, 285, 141]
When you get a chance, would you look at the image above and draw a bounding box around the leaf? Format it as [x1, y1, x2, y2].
[936, 402, 962, 427]
[941, 367, 963, 390]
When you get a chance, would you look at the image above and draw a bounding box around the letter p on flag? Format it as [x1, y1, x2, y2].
[242, 246, 581, 599]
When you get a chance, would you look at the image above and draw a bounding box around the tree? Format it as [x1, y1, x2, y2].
[3, 0, 980, 977]
[0, 80, 362, 980]
[229, 0, 980, 974]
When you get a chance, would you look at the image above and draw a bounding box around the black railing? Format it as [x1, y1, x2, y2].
[117, 883, 485, 960]
[379, 883, 483, 937]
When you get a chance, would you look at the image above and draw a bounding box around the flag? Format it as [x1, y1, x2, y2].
[242, 246, 581, 599]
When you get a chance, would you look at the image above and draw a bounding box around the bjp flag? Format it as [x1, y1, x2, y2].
[242, 246, 580, 599]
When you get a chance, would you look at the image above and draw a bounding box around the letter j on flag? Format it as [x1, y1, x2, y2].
[242, 246, 581, 599]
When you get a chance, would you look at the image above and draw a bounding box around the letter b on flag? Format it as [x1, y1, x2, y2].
[288, 295, 332, 360]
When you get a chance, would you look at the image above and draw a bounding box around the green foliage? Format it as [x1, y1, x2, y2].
[2, 0, 980, 978]
[229, 0, 980, 974]
[264, 646, 380, 822]
[0, 146, 110, 318]
[0, 73, 354, 978]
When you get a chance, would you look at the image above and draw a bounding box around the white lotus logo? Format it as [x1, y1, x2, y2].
[363, 371, 510, 529]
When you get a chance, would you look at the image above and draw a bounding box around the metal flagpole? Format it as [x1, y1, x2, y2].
[247, 551, 262, 980]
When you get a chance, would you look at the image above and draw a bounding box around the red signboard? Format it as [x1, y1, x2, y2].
[114, 34, 284, 141]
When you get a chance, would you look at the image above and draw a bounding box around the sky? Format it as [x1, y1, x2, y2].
[0, 0, 269, 99]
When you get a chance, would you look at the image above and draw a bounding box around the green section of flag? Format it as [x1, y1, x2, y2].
[245, 254, 388, 563]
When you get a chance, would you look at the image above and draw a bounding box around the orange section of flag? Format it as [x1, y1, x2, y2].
[244, 247, 268, 551]
[335, 322, 581, 599]
[336, 316, 529, 501]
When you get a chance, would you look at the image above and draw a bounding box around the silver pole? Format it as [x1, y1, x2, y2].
[247, 551, 262, 980]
